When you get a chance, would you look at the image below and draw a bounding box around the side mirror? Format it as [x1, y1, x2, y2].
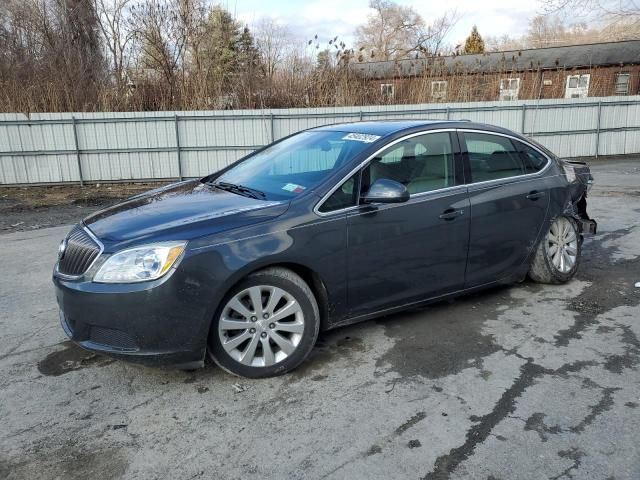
[361, 178, 410, 204]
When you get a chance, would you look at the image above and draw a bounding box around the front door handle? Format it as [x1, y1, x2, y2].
[439, 208, 464, 221]
[526, 190, 545, 201]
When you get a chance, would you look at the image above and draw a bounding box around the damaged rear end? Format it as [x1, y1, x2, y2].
[559, 159, 597, 235]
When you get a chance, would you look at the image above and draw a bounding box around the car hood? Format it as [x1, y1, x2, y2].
[83, 180, 288, 245]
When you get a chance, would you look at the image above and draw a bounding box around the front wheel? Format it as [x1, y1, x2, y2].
[208, 267, 320, 378]
[528, 216, 581, 284]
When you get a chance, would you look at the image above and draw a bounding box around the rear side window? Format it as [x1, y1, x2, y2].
[517, 142, 548, 173]
[463, 132, 525, 182]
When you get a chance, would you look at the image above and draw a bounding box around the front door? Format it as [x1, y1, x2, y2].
[346, 131, 470, 317]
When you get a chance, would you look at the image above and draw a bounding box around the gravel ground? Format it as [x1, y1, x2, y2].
[0, 159, 639, 479]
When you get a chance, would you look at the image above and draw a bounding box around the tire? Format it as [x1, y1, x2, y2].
[528, 216, 581, 284]
[208, 267, 320, 378]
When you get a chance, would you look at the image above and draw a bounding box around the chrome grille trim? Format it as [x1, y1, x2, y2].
[55, 225, 104, 280]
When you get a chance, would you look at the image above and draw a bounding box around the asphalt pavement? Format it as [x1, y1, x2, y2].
[1, 158, 639, 480]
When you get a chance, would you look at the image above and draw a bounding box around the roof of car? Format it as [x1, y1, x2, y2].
[313, 119, 513, 137]
[314, 120, 453, 136]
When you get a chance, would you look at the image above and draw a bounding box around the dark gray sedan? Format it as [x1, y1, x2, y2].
[53, 120, 596, 378]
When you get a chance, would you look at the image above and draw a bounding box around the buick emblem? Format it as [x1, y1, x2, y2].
[58, 239, 67, 260]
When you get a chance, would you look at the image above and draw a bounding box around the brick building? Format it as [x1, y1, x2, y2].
[351, 40, 640, 103]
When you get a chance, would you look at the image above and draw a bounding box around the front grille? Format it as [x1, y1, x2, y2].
[89, 326, 138, 351]
[57, 225, 101, 276]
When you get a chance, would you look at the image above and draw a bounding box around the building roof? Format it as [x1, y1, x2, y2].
[351, 40, 640, 79]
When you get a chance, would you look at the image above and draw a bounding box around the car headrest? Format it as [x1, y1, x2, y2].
[486, 151, 520, 172]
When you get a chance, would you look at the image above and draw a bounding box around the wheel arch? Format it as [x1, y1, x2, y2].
[208, 261, 332, 337]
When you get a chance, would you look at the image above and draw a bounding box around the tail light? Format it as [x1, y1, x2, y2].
[561, 163, 577, 183]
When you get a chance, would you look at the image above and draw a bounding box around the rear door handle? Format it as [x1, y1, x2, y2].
[439, 208, 464, 221]
[526, 190, 545, 201]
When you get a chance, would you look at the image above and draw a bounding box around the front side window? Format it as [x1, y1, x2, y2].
[565, 74, 590, 98]
[214, 131, 375, 201]
[319, 172, 359, 213]
[463, 132, 525, 182]
[615, 73, 630, 95]
[361, 132, 455, 195]
[499, 78, 520, 101]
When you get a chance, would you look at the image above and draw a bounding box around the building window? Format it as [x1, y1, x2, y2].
[499, 78, 520, 101]
[565, 74, 590, 99]
[615, 73, 630, 95]
[431, 81, 448, 101]
[380, 83, 394, 100]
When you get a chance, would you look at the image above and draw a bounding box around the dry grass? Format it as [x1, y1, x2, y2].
[0, 182, 166, 211]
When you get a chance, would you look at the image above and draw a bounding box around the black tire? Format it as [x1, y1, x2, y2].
[528, 216, 581, 284]
[208, 267, 320, 378]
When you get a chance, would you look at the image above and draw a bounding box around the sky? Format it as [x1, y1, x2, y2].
[226, 0, 542, 49]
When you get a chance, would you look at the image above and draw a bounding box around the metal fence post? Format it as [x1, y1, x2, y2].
[521, 104, 527, 134]
[270, 113, 275, 142]
[595, 100, 602, 158]
[359, 110, 363, 121]
[174, 114, 183, 180]
[71, 116, 84, 186]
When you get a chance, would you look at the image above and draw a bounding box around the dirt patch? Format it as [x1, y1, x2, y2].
[375, 286, 511, 380]
[0, 182, 167, 234]
[37, 341, 115, 376]
[3, 445, 128, 480]
[287, 331, 369, 380]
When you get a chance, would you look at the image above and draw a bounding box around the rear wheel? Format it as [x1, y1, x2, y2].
[529, 216, 581, 284]
[208, 267, 319, 378]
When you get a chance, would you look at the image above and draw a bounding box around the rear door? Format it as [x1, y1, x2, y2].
[460, 130, 550, 287]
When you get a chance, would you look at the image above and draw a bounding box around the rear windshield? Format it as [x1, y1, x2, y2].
[213, 130, 377, 200]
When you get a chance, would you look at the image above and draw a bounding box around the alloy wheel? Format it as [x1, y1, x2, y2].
[218, 285, 305, 367]
[546, 217, 578, 274]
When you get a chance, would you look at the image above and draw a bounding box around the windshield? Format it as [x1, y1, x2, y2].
[211, 130, 378, 200]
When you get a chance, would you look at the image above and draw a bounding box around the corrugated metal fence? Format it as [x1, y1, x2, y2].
[1, 96, 639, 185]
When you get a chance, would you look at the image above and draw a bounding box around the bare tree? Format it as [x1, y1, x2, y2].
[255, 19, 291, 82]
[355, 0, 457, 61]
[129, 0, 197, 102]
[93, 0, 135, 93]
[527, 14, 592, 47]
[485, 12, 637, 52]
[355, 0, 424, 60]
[484, 34, 526, 51]
[416, 9, 459, 56]
[541, 0, 640, 28]
[0, 0, 106, 112]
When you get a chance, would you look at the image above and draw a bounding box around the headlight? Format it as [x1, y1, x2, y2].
[94, 241, 186, 283]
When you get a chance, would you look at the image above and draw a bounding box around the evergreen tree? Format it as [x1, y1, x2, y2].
[197, 7, 260, 85]
[237, 26, 260, 74]
[316, 49, 331, 70]
[463, 25, 485, 54]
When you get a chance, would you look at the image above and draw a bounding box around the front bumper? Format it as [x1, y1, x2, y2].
[53, 266, 215, 369]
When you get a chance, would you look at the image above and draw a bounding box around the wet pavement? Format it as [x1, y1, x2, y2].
[1, 158, 639, 479]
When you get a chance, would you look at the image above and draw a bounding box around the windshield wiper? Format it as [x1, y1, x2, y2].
[210, 181, 266, 200]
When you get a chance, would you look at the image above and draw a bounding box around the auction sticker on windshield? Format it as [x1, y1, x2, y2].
[342, 133, 380, 143]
